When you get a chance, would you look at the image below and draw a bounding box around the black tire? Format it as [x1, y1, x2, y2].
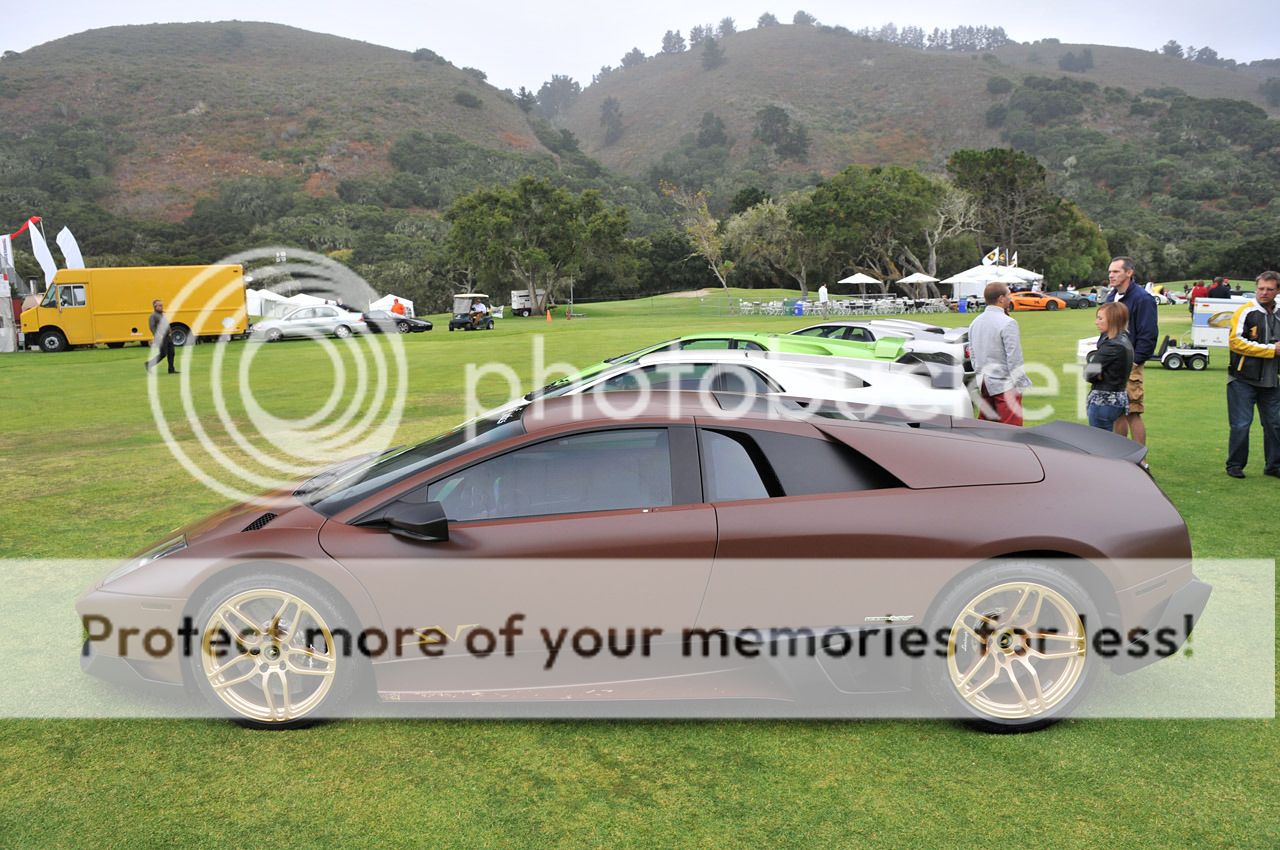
[486, 319, 494, 330]
[520, 309, 531, 318]
[448, 325, 455, 332]
[1045, 301, 1059, 311]
[924, 561, 1098, 733]
[334, 325, 352, 339]
[396, 321, 410, 334]
[1164, 354, 1183, 370]
[1189, 355, 1208, 371]
[105, 342, 125, 349]
[170, 325, 193, 347]
[187, 573, 366, 729]
[266, 328, 283, 343]
[40, 330, 68, 352]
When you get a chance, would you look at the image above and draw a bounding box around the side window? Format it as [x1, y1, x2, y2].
[735, 340, 766, 351]
[59, 285, 86, 307]
[714, 364, 780, 395]
[317, 307, 338, 318]
[290, 309, 314, 321]
[426, 429, 672, 521]
[700, 430, 771, 502]
[794, 327, 832, 338]
[846, 328, 872, 342]
[750, 429, 900, 494]
[596, 363, 716, 393]
[680, 339, 733, 350]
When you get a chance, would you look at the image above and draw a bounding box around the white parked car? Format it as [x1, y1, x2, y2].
[516, 350, 974, 419]
[791, 320, 972, 380]
[250, 305, 369, 342]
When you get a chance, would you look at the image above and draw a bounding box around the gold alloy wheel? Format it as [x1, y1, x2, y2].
[200, 589, 338, 723]
[946, 581, 1087, 721]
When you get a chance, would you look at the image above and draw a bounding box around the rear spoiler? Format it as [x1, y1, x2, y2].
[949, 419, 1149, 465]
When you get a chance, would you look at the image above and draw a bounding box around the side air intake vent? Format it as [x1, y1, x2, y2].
[242, 512, 278, 532]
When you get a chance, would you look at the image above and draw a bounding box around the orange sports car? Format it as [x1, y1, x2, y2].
[1009, 291, 1067, 311]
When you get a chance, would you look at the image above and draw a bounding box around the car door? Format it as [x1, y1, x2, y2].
[692, 421, 944, 638]
[281, 308, 314, 337]
[317, 425, 717, 695]
[55, 282, 93, 344]
[312, 306, 340, 335]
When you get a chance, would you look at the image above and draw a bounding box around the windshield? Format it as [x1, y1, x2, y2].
[303, 409, 526, 516]
[40, 288, 57, 308]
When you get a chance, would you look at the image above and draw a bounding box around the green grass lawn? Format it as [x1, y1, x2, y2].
[0, 297, 1275, 848]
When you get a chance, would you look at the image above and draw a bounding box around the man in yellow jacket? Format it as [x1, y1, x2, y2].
[1225, 271, 1280, 478]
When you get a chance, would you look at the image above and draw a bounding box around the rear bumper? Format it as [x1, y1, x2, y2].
[1111, 577, 1212, 674]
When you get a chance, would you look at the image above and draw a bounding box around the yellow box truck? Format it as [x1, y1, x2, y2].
[20, 265, 248, 352]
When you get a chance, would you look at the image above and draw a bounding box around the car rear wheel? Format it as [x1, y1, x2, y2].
[926, 562, 1097, 733]
[266, 328, 283, 343]
[334, 325, 352, 339]
[170, 324, 193, 347]
[1045, 301, 1058, 311]
[1164, 354, 1183, 370]
[1189, 355, 1208, 371]
[188, 574, 363, 728]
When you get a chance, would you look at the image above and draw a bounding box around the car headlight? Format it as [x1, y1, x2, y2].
[102, 535, 187, 586]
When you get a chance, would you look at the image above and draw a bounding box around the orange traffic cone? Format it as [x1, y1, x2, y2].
[545, 309, 551, 322]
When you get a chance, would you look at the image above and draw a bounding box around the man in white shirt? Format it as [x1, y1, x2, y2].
[968, 282, 1032, 425]
[817, 283, 829, 316]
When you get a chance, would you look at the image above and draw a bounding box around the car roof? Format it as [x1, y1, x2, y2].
[518, 391, 1145, 466]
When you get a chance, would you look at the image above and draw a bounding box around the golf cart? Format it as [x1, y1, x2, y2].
[448, 294, 495, 331]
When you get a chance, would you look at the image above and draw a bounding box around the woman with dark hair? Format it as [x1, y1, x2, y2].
[1085, 301, 1134, 432]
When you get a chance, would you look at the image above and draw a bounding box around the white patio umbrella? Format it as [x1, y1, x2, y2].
[838, 272, 881, 285]
[896, 272, 939, 285]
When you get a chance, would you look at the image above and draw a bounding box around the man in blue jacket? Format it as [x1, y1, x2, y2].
[1104, 257, 1158, 446]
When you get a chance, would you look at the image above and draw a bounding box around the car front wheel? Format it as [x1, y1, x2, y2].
[1045, 301, 1058, 311]
[396, 321, 410, 333]
[926, 562, 1097, 733]
[40, 330, 68, 352]
[188, 574, 362, 728]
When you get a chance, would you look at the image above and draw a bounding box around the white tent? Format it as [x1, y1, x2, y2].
[246, 288, 290, 318]
[369, 293, 415, 317]
[838, 272, 881, 285]
[941, 264, 1044, 303]
[897, 272, 939, 284]
[282, 292, 329, 307]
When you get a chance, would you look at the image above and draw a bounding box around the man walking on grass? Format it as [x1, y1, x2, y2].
[144, 299, 178, 374]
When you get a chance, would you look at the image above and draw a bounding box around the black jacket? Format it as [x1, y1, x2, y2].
[1085, 332, 1134, 392]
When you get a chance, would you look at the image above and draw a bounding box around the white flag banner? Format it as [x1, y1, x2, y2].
[56, 227, 85, 269]
[0, 235, 12, 269]
[28, 224, 58, 287]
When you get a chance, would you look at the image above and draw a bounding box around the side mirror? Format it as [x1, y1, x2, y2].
[384, 500, 449, 542]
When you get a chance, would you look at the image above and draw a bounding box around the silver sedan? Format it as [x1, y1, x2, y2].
[250, 306, 369, 342]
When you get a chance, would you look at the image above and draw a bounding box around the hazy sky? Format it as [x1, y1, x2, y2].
[5, 1, 1273, 92]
